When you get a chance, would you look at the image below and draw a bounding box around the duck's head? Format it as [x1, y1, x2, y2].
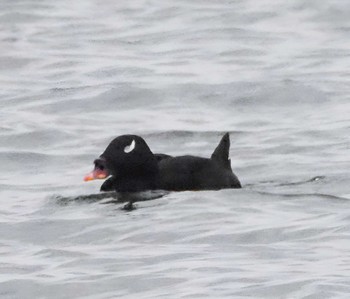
[84, 135, 158, 182]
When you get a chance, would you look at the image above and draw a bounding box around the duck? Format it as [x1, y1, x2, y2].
[84, 133, 241, 192]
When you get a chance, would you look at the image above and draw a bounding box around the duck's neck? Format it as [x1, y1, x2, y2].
[114, 173, 159, 192]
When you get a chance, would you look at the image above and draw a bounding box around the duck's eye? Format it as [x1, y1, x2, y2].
[124, 139, 136, 153]
[98, 165, 104, 171]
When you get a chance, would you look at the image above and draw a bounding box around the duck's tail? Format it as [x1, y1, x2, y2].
[211, 133, 231, 169]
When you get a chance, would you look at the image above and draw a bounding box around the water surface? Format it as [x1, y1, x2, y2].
[1, 0, 350, 298]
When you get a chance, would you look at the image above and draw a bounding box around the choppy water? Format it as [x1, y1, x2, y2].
[1, 0, 350, 298]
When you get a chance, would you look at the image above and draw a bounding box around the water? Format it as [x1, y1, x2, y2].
[1, 0, 350, 298]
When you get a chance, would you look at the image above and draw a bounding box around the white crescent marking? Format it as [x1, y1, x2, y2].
[124, 139, 136, 153]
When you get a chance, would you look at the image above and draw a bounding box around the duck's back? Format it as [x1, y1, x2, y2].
[158, 155, 241, 191]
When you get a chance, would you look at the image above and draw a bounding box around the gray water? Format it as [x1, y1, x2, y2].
[1, 0, 350, 298]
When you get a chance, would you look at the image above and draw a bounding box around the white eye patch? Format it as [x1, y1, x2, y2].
[124, 139, 136, 153]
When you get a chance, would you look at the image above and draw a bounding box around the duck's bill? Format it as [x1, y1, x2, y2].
[84, 168, 109, 182]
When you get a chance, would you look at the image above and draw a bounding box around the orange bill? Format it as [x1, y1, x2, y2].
[84, 168, 109, 182]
